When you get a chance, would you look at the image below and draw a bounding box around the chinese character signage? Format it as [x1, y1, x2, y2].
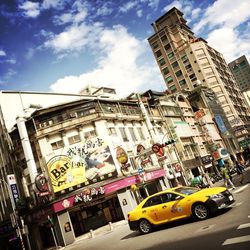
[7, 174, 20, 204]
[46, 137, 117, 193]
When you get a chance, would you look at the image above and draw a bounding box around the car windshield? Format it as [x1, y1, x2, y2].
[175, 187, 199, 196]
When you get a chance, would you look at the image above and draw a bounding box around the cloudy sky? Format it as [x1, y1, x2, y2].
[0, 0, 250, 97]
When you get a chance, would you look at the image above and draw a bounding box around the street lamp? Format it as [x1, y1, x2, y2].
[0, 178, 26, 250]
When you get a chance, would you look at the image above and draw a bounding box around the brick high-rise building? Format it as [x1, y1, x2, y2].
[148, 7, 250, 149]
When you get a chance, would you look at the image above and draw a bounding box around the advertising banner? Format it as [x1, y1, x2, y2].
[46, 137, 117, 193]
[7, 174, 20, 205]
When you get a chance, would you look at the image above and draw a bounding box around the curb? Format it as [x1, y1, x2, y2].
[75, 220, 128, 241]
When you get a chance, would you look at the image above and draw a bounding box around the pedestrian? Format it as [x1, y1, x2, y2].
[224, 160, 233, 182]
[202, 170, 213, 187]
[220, 166, 235, 189]
[235, 161, 245, 184]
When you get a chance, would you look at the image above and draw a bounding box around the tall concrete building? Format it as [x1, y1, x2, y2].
[229, 55, 250, 91]
[147, 7, 250, 149]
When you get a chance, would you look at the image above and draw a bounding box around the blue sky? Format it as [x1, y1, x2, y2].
[0, 0, 250, 97]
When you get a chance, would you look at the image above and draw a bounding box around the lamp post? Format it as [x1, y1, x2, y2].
[0, 178, 26, 250]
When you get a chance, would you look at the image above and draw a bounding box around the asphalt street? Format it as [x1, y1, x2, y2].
[62, 168, 250, 250]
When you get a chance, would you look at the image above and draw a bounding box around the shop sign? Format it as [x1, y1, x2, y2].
[46, 137, 117, 193]
[136, 144, 152, 166]
[104, 169, 165, 194]
[214, 115, 227, 134]
[7, 174, 20, 205]
[174, 163, 182, 172]
[194, 109, 205, 120]
[239, 138, 250, 149]
[74, 186, 105, 204]
[116, 146, 132, 176]
[35, 174, 50, 197]
[201, 155, 212, 165]
[212, 151, 220, 160]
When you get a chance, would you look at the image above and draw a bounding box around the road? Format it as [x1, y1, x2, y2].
[64, 169, 250, 250]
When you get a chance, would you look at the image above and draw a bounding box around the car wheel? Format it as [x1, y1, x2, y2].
[192, 203, 210, 220]
[139, 219, 152, 234]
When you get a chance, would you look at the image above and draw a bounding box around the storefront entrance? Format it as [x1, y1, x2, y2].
[69, 196, 124, 237]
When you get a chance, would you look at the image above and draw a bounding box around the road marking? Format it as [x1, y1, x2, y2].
[237, 223, 250, 229]
[248, 215, 250, 218]
[233, 184, 249, 194]
[196, 224, 215, 233]
[222, 235, 250, 245]
[230, 202, 243, 208]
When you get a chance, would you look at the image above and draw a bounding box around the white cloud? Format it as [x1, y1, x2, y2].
[207, 27, 250, 62]
[19, 1, 40, 18]
[163, 0, 192, 13]
[0, 50, 6, 56]
[96, 5, 113, 16]
[44, 23, 101, 53]
[53, 2, 88, 25]
[137, 9, 143, 17]
[147, 0, 160, 9]
[193, 0, 250, 33]
[191, 0, 250, 62]
[49, 25, 165, 97]
[6, 58, 16, 64]
[119, 1, 138, 13]
[42, 0, 62, 9]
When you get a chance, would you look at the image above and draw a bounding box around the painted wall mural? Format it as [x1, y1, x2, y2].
[46, 137, 117, 193]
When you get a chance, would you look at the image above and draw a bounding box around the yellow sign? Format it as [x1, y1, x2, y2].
[47, 155, 86, 193]
[46, 137, 117, 193]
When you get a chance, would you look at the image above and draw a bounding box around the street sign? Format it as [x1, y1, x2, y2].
[152, 143, 161, 153]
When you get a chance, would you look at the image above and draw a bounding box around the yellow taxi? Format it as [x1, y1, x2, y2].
[128, 186, 234, 234]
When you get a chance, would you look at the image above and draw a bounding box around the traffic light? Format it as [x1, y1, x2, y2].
[164, 139, 175, 146]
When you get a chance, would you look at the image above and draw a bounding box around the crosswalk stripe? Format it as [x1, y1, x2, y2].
[233, 184, 249, 193]
[237, 223, 250, 229]
[222, 235, 250, 245]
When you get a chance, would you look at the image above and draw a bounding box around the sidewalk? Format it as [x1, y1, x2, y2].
[45, 220, 128, 250]
[75, 220, 128, 242]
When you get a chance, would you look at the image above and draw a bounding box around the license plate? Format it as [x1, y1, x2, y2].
[229, 195, 233, 201]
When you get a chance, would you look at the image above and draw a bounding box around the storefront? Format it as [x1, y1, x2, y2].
[41, 168, 166, 247]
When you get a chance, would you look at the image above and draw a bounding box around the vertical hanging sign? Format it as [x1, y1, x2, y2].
[7, 174, 20, 204]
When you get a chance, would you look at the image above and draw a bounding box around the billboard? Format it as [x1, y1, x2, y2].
[46, 137, 117, 193]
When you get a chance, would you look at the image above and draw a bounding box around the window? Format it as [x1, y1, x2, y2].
[155, 50, 162, 58]
[159, 58, 166, 66]
[108, 127, 117, 136]
[84, 130, 97, 139]
[164, 44, 171, 51]
[168, 52, 174, 59]
[161, 35, 168, 42]
[182, 55, 188, 61]
[162, 67, 169, 75]
[179, 79, 186, 86]
[129, 127, 137, 141]
[175, 70, 183, 77]
[166, 76, 173, 83]
[68, 135, 81, 145]
[152, 42, 159, 49]
[51, 140, 64, 150]
[119, 127, 129, 142]
[161, 193, 182, 203]
[169, 85, 177, 92]
[171, 61, 179, 68]
[142, 195, 162, 208]
[137, 127, 145, 140]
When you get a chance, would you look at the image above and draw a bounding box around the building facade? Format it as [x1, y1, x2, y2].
[229, 55, 250, 92]
[147, 7, 250, 149]
[0, 88, 229, 249]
